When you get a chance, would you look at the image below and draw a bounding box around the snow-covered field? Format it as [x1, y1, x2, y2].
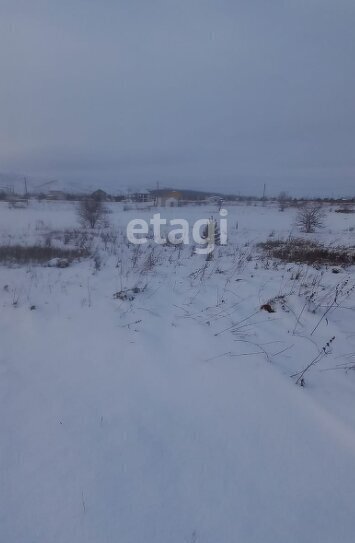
[1, 200, 355, 542]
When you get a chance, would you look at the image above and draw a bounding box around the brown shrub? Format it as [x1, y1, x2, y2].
[0, 245, 88, 265]
[258, 238, 355, 266]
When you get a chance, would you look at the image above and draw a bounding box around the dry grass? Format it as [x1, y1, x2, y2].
[0, 245, 88, 265]
[335, 207, 354, 214]
[258, 238, 355, 266]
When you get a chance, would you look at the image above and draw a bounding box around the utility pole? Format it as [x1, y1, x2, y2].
[24, 177, 29, 204]
[262, 183, 266, 205]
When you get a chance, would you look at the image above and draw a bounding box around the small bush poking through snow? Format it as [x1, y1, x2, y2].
[77, 198, 107, 229]
[296, 205, 325, 233]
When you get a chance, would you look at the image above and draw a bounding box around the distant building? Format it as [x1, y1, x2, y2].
[7, 193, 28, 208]
[91, 189, 108, 201]
[48, 190, 67, 200]
[132, 189, 151, 203]
[156, 190, 182, 207]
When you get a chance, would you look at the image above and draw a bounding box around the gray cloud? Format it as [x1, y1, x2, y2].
[0, 0, 354, 196]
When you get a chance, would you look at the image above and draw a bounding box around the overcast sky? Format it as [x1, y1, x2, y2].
[0, 0, 354, 196]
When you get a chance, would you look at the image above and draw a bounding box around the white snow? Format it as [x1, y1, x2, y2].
[1, 200, 355, 542]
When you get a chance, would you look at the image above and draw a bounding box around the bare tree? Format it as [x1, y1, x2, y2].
[78, 198, 107, 228]
[296, 205, 325, 233]
[278, 191, 288, 211]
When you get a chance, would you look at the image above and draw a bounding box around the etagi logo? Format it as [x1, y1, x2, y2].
[127, 209, 228, 254]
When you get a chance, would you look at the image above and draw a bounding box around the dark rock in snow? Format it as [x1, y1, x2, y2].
[260, 303, 275, 313]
